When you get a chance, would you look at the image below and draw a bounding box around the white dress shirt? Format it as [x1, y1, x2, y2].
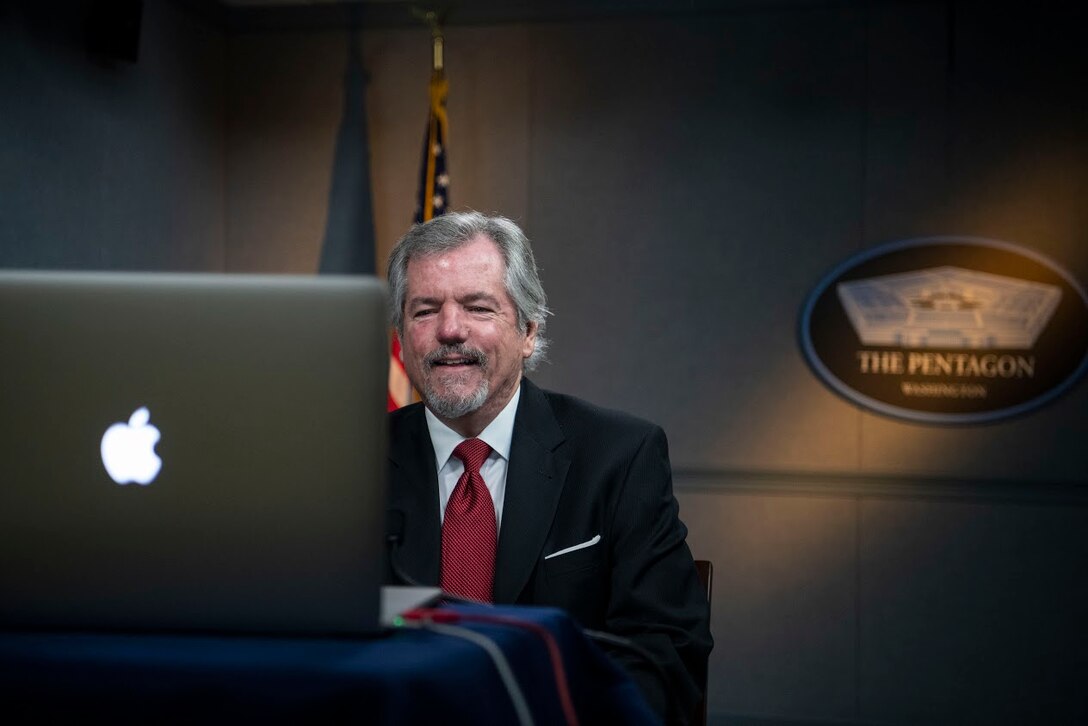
[425, 384, 521, 533]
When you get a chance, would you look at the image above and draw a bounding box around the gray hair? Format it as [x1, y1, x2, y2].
[387, 211, 551, 370]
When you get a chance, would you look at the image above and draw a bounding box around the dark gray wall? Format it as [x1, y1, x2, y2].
[0, 1, 226, 271]
[4, 1, 1087, 724]
[519, 6, 1087, 725]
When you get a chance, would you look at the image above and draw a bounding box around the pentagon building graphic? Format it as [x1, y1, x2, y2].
[837, 266, 1061, 349]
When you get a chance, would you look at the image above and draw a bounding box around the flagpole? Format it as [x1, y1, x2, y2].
[427, 15, 444, 74]
[412, 7, 446, 67]
[413, 8, 448, 224]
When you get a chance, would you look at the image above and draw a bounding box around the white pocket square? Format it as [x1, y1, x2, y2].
[544, 534, 601, 560]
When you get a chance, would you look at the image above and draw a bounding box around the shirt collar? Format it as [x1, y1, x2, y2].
[425, 383, 522, 467]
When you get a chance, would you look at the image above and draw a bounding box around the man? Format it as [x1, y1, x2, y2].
[385, 211, 712, 724]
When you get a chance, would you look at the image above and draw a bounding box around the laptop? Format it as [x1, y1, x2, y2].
[0, 271, 389, 636]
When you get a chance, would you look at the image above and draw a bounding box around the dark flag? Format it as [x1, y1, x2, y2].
[318, 22, 376, 275]
[318, 21, 408, 409]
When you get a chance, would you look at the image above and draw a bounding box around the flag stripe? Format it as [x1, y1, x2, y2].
[388, 333, 412, 409]
[392, 66, 450, 411]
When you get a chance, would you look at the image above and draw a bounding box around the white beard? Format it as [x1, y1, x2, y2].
[423, 373, 489, 419]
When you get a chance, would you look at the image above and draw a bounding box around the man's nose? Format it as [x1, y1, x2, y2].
[436, 307, 467, 343]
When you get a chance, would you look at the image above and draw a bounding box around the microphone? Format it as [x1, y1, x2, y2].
[386, 509, 426, 587]
[386, 508, 488, 607]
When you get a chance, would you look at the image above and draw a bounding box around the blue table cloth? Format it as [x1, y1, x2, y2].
[0, 604, 659, 724]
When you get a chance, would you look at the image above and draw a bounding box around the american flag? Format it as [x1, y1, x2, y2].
[388, 65, 450, 410]
[415, 71, 449, 225]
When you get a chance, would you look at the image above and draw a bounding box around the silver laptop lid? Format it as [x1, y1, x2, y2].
[0, 271, 388, 635]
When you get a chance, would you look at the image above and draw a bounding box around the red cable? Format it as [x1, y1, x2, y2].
[403, 608, 580, 726]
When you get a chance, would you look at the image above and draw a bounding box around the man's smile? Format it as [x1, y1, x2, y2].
[425, 345, 487, 371]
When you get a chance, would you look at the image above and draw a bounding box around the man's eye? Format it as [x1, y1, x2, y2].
[467, 306, 492, 314]
[412, 309, 436, 318]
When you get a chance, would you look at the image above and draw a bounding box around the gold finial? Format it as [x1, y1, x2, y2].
[412, 7, 446, 73]
[432, 32, 444, 73]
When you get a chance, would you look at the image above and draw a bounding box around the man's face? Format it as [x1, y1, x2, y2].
[400, 234, 537, 431]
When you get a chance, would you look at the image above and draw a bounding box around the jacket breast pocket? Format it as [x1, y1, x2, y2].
[542, 539, 603, 578]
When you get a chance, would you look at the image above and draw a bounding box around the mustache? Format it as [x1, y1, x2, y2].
[424, 344, 488, 368]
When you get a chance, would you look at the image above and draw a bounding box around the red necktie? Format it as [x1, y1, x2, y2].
[441, 438, 496, 602]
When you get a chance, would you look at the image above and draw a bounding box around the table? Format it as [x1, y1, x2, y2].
[0, 604, 659, 724]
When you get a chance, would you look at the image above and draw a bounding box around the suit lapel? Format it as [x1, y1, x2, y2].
[388, 404, 442, 586]
[494, 379, 570, 603]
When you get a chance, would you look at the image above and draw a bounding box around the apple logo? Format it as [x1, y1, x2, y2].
[100, 407, 162, 485]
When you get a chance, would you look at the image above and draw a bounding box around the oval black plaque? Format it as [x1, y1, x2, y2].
[799, 237, 1088, 424]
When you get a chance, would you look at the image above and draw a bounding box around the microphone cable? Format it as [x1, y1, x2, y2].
[397, 616, 534, 726]
[388, 511, 670, 724]
[419, 609, 579, 726]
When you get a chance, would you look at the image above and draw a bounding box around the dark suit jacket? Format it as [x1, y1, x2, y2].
[386, 378, 713, 724]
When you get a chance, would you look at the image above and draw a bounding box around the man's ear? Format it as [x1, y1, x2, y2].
[522, 320, 538, 359]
